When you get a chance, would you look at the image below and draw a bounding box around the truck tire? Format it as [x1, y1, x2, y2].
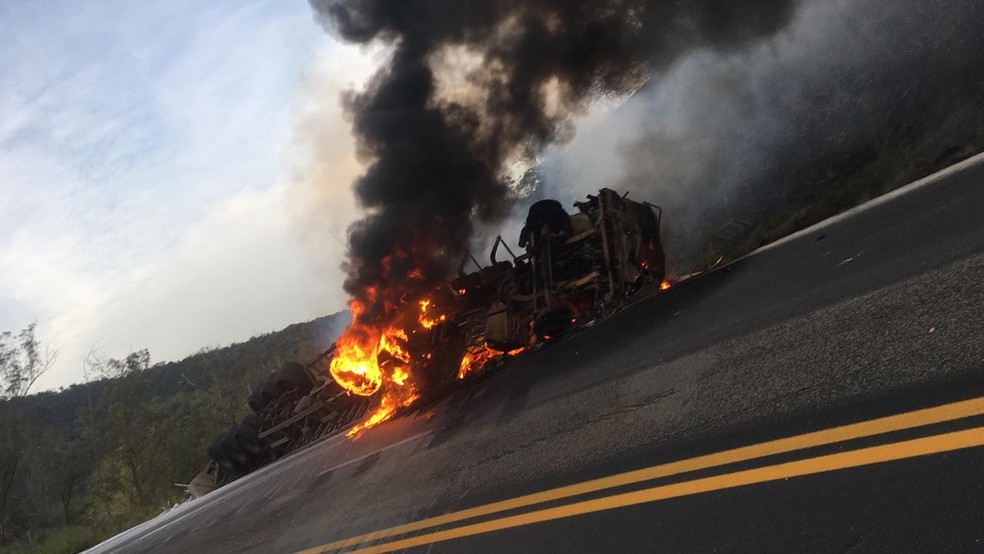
[247, 386, 268, 412]
[220, 429, 253, 469]
[260, 376, 285, 403]
[232, 423, 265, 457]
[207, 433, 238, 472]
[275, 362, 317, 394]
[519, 200, 573, 248]
[208, 433, 251, 472]
[241, 413, 267, 431]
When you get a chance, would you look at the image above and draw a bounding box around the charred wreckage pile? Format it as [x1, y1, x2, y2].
[189, 189, 668, 497]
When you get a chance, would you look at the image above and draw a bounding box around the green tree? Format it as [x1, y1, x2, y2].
[0, 324, 58, 542]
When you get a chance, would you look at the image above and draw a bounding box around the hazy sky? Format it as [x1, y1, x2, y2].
[0, 0, 374, 390]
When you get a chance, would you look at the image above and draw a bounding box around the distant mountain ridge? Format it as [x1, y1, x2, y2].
[4, 310, 350, 432]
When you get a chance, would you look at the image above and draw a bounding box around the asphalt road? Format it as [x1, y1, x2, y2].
[89, 153, 984, 554]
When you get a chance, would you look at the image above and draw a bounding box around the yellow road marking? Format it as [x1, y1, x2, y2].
[342, 426, 984, 553]
[297, 395, 984, 553]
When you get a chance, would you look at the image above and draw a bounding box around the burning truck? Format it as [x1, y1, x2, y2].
[189, 189, 667, 498]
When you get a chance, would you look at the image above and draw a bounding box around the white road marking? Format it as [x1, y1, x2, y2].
[317, 430, 435, 477]
[750, 151, 984, 256]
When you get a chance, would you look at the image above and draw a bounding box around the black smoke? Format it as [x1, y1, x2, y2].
[308, 0, 799, 322]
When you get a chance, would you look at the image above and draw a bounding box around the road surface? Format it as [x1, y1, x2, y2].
[90, 153, 984, 553]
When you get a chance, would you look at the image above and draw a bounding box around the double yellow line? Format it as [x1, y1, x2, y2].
[299, 395, 984, 554]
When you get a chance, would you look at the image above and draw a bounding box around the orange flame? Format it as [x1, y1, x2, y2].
[331, 319, 419, 438]
[392, 367, 409, 386]
[457, 344, 526, 379]
[418, 298, 447, 330]
[329, 300, 414, 398]
[332, 283, 520, 437]
[330, 294, 444, 437]
[329, 332, 384, 396]
[457, 350, 495, 380]
[346, 390, 419, 438]
[659, 279, 672, 291]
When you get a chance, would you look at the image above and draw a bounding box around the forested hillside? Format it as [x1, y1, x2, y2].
[0, 311, 348, 554]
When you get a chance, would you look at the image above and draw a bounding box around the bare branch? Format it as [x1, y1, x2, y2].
[0, 323, 58, 398]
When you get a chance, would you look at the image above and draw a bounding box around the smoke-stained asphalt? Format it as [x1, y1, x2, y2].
[89, 153, 984, 553]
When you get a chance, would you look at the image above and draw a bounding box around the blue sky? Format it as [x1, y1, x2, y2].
[0, 0, 374, 390]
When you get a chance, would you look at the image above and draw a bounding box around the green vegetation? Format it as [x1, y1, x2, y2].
[0, 312, 346, 554]
[697, 93, 984, 271]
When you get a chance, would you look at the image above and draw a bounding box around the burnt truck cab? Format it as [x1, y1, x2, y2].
[485, 188, 666, 348]
[395, 188, 666, 361]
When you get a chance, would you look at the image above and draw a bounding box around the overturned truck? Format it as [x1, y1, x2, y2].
[189, 189, 667, 498]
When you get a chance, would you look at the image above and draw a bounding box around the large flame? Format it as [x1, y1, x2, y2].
[331, 315, 421, 439]
[331, 288, 525, 437]
[329, 293, 441, 438]
[328, 298, 416, 398]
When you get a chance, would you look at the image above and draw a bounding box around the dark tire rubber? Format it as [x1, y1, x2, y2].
[260, 376, 285, 403]
[247, 386, 268, 412]
[207, 433, 238, 472]
[208, 432, 252, 472]
[275, 362, 317, 394]
[220, 428, 253, 469]
[232, 423, 265, 457]
[240, 413, 267, 430]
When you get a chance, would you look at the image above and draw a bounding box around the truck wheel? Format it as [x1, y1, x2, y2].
[220, 430, 253, 469]
[275, 362, 317, 394]
[247, 386, 268, 412]
[241, 413, 267, 431]
[208, 433, 251, 472]
[260, 376, 285, 403]
[519, 200, 573, 248]
[232, 423, 265, 457]
[207, 433, 238, 472]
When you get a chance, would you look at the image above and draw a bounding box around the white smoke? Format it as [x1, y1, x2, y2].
[539, 0, 984, 272]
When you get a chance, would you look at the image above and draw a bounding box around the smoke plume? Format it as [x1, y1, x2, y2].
[307, 0, 799, 322]
[540, 0, 984, 272]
